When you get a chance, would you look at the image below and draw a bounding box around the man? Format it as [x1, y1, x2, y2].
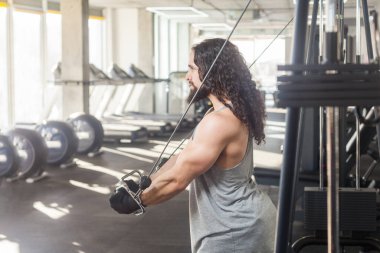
[110, 38, 277, 253]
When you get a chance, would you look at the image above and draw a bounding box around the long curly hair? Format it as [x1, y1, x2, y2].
[192, 38, 266, 144]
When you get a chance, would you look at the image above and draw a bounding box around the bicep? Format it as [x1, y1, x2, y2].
[140, 119, 230, 205]
[172, 122, 228, 183]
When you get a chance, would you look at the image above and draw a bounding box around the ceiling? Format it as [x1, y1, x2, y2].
[87, 0, 380, 35]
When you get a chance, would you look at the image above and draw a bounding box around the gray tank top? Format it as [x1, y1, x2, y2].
[189, 111, 277, 253]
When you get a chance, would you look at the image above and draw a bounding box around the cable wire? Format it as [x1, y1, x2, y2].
[248, 17, 294, 69]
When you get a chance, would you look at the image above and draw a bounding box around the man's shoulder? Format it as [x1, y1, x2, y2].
[198, 110, 241, 137]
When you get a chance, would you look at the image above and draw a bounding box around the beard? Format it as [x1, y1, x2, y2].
[186, 82, 209, 104]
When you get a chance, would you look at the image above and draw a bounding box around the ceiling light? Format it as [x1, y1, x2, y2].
[192, 23, 232, 31]
[146, 7, 208, 18]
[293, 0, 347, 4]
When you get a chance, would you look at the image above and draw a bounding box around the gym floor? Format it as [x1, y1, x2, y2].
[0, 132, 194, 253]
[1, 110, 379, 253]
[0, 124, 283, 253]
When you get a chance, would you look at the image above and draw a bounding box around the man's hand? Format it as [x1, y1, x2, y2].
[109, 187, 141, 214]
[125, 179, 139, 192]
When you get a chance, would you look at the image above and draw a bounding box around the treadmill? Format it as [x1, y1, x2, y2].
[53, 62, 148, 143]
[109, 64, 197, 130]
[90, 64, 174, 137]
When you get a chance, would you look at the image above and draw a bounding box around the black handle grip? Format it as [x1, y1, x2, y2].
[140, 176, 152, 190]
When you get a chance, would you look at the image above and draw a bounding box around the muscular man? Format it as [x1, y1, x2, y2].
[110, 38, 277, 253]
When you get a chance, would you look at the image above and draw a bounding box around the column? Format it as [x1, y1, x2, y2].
[60, 0, 89, 118]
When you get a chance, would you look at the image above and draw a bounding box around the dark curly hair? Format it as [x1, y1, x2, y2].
[192, 38, 266, 144]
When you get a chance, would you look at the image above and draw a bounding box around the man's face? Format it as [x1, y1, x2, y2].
[185, 50, 209, 103]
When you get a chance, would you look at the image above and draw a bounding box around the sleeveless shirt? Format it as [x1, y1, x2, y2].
[189, 107, 277, 253]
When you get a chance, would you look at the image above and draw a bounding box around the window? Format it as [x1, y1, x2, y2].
[1, 4, 106, 125]
[44, 12, 62, 119]
[0, 6, 7, 129]
[234, 38, 286, 107]
[46, 12, 61, 81]
[89, 17, 104, 69]
[252, 38, 285, 88]
[13, 10, 43, 123]
[233, 38, 285, 88]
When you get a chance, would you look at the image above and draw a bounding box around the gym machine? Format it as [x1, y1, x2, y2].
[68, 113, 104, 157]
[15, 112, 104, 166]
[275, 0, 380, 252]
[91, 63, 175, 137]
[0, 134, 19, 178]
[0, 128, 48, 183]
[0, 112, 104, 185]
[110, 64, 199, 130]
[53, 62, 149, 144]
[36, 120, 79, 167]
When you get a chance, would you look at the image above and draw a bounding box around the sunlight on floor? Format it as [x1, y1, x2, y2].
[75, 159, 126, 179]
[116, 147, 163, 158]
[0, 236, 19, 253]
[69, 180, 111, 194]
[101, 147, 154, 163]
[33, 201, 71, 219]
[0, 234, 20, 253]
[72, 241, 86, 253]
[75, 159, 142, 183]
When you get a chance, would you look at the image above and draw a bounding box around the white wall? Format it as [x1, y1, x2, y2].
[137, 8, 153, 77]
[177, 22, 190, 71]
[113, 8, 139, 69]
[107, 8, 155, 113]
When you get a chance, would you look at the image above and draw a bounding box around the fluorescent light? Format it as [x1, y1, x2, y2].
[146, 7, 208, 18]
[192, 23, 233, 31]
[293, 0, 347, 4]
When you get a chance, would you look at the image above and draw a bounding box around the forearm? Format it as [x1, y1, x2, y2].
[141, 170, 186, 206]
[141, 135, 220, 206]
[150, 155, 178, 181]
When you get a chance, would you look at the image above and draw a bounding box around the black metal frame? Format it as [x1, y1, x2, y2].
[274, 1, 309, 252]
[275, 0, 380, 252]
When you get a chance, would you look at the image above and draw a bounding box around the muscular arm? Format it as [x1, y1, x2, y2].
[141, 115, 231, 206]
[150, 155, 178, 181]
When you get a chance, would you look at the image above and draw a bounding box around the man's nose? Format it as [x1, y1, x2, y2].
[185, 71, 191, 81]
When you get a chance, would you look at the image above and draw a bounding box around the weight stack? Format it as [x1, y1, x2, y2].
[275, 63, 380, 107]
[304, 187, 377, 232]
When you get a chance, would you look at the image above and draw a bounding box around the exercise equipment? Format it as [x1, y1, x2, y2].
[1, 114, 103, 182]
[114, 171, 152, 215]
[36, 120, 78, 166]
[68, 113, 104, 156]
[107, 64, 180, 135]
[0, 134, 19, 178]
[91, 64, 168, 138]
[126, 63, 151, 79]
[89, 64, 153, 141]
[15, 113, 103, 168]
[6, 128, 48, 181]
[53, 62, 149, 143]
[110, 65, 199, 131]
[274, 1, 380, 252]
